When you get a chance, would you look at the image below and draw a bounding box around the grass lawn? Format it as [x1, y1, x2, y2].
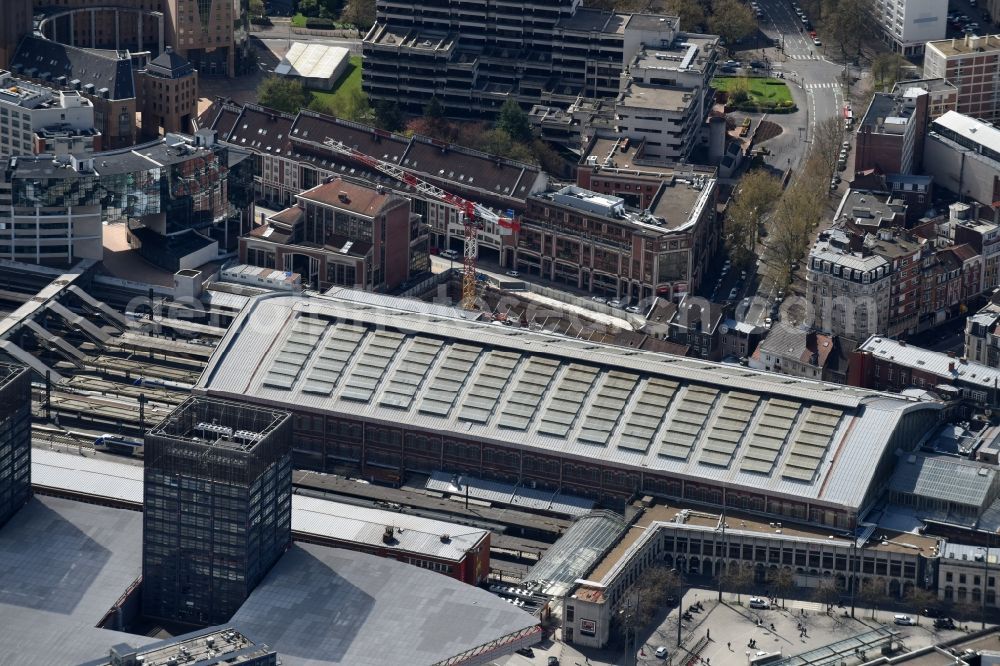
[308, 55, 363, 108]
[713, 76, 793, 105]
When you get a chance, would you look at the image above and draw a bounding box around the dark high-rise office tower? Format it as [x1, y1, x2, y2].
[0, 363, 30, 528]
[142, 397, 292, 626]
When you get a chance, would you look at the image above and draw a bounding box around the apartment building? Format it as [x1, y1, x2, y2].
[0, 71, 99, 158]
[240, 177, 422, 292]
[564, 503, 941, 649]
[874, 0, 948, 55]
[363, 1, 691, 116]
[924, 35, 1000, 123]
[924, 111, 1000, 207]
[855, 85, 929, 175]
[614, 34, 719, 162]
[750, 324, 838, 381]
[965, 294, 1000, 367]
[514, 175, 716, 302]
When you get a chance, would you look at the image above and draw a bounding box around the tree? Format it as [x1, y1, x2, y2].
[374, 99, 405, 132]
[859, 577, 889, 619]
[719, 564, 755, 603]
[708, 0, 757, 48]
[340, 0, 376, 29]
[496, 98, 533, 143]
[725, 169, 783, 267]
[657, 0, 707, 31]
[905, 587, 940, 623]
[249, 0, 266, 19]
[767, 568, 796, 608]
[813, 577, 841, 610]
[256, 76, 307, 115]
[811, 116, 844, 183]
[824, 0, 878, 59]
[871, 53, 911, 92]
[298, 0, 320, 17]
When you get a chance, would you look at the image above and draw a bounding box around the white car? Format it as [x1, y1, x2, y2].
[749, 597, 771, 609]
[894, 614, 916, 625]
[506, 270, 519, 277]
[655, 646, 669, 659]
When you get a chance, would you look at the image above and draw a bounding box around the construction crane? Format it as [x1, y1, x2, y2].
[323, 138, 519, 309]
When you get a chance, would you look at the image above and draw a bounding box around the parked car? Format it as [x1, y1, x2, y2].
[441, 249, 458, 259]
[728, 288, 738, 300]
[516, 647, 535, 657]
[813, 37, 822, 45]
[934, 617, 955, 630]
[506, 270, 519, 277]
[591, 296, 607, 304]
[625, 305, 641, 313]
[548, 658, 560, 666]
[655, 646, 670, 659]
[893, 614, 916, 625]
[842, 140, 851, 151]
[764, 317, 773, 327]
[749, 597, 771, 609]
[608, 299, 623, 308]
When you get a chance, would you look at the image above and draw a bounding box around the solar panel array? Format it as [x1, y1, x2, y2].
[578, 371, 640, 446]
[740, 399, 801, 474]
[617, 378, 679, 453]
[699, 392, 761, 467]
[418, 343, 483, 417]
[301, 323, 367, 396]
[380, 336, 445, 410]
[782, 406, 843, 482]
[659, 385, 719, 460]
[340, 330, 405, 402]
[497, 357, 561, 431]
[538, 364, 600, 438]
[263, 317, 328, 390]
[457, 351, 521, 424]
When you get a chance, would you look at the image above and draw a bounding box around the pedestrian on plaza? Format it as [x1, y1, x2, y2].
[707, 629, 711, 640]
[728, 642, 732, 651]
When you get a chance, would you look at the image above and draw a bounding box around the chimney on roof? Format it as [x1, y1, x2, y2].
[383, 526, 395, 544]
[338, 191, 351, 203]
[949, 361, 956, 372]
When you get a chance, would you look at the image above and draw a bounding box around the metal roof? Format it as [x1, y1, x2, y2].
[197, 293, 940, 511]
[933, 110, 1000, 155]
[292, 495, 487, 562]
[32, 450, 486, 562]
[424, 470, 594, 517]
[859, 336, 1000, 386]
[275, 43, 349, 80]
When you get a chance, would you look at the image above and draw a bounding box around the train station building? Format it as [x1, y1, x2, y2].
[197, 291, 945, 531]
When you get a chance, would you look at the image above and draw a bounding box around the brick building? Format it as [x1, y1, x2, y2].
[239, 177, 424, 292]
[924, 35, 1000, 124]
[855, 85, 929, 176]
[139, 47, 198, 139]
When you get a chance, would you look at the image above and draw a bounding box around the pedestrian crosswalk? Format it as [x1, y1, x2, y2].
[788, 54, 819, 60]
[805, 82, 839, 89]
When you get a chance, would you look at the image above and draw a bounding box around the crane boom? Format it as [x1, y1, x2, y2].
[323, 139, 519, 309]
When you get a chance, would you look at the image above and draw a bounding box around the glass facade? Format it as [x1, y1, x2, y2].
[142, 398, 292, 626]
[0, 364, 30, 529]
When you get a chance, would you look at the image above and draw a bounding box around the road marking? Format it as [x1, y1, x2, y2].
[805, 82, 837, 89]
[788, 54, 819, 60]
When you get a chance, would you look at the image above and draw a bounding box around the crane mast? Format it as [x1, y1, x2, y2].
[323, 138, 518, 309]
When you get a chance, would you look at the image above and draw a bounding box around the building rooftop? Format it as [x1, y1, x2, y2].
[297, 176, 404, 217]
[230, 543, 538, 666]
[630, 35, 718, 74]
[859, 91, 919, 133]
[198, 292, 942, 513]
[624, 13, 681, 33]
[147, 396, 289, 453]
[619, 82, 693, 113]
[889, 452, 998, 509]
[757, 324, 835, 368]
[926, 33, 1000, 56]
[556, 8, 629, 34]
[275, 42, 349, 80]
[10, 36, 135, 100]
[227, 104, 295, 157]
[145, 47, 195, 79]
[932, 110, 1000, 157]
[859, 336, 1000, 388]
[0, 71, 93, 110]
[835, 190, 906, 228]
[79, 628, 274, 666]
[0, 495, 155, 666]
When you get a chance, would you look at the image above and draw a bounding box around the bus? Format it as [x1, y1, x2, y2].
[93, 435, 144, 457]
